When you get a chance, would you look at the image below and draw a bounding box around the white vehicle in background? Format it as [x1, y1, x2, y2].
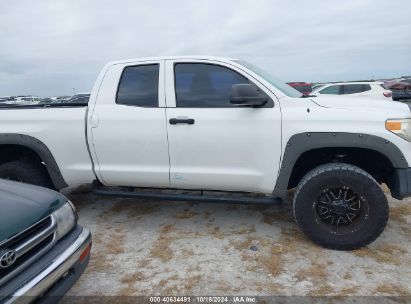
[12, 96, 42, 105]
[313, 81, 392, 100]
[0, 96, 11, 103]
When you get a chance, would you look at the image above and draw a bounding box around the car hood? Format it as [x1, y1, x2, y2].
[0, 179, 66, 242]
[310, 95, 410, 113]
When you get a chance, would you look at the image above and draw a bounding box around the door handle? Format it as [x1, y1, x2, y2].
[169, 118, 195, 125]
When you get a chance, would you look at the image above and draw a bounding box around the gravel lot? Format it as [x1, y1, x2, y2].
[64, 187, 411, 298]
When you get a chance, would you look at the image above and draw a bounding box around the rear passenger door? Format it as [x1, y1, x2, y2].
[90, 61, 170, 188]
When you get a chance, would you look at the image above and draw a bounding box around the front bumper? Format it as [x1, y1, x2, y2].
[3, 227, 91, 304]
[387, 168, 411, 200]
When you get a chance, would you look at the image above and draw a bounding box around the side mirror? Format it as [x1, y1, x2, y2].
[230, 84, 268, 107]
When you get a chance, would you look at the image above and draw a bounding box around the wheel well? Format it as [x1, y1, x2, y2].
[0, 144, 43, 166]
[288, 147, 394, 189]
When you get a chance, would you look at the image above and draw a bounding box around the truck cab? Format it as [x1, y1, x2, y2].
[88, 57, 289, 193]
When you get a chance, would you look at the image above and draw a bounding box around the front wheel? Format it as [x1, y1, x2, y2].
[293, 163, 389, 250]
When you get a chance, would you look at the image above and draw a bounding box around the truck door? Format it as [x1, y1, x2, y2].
[89, 60, 170, 187]
[164, 59, 282, 194]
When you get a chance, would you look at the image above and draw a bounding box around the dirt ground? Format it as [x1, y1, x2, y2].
[64, 187, 411, 298]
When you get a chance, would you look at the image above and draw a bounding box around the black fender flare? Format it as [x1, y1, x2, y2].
[273, 132, 408, 198]
[0, 134, 68, 189]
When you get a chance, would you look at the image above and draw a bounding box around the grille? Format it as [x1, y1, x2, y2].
[0, 215, 56, 286]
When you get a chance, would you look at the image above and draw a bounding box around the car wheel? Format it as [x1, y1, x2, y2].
[293, 163, 389, 250]
[0, 160, 54, 189]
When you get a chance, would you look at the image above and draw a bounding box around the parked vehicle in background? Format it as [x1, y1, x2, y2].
[312, 83, 325, 91]
[313, 81, 392, 100]
[0, 179, 91, 303]
[10, 96, 41, 105]
[0, 56, 411, 250]
[54, 96, 71, 102]
[64, 93, 90, 104]
[287, 82, 312, 95]
[38, 98, 55, 104]
[399, 78, 411, 85]
[384, 80, 411, 101]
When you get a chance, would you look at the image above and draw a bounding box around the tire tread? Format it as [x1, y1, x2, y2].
[293, 163, 389, 250]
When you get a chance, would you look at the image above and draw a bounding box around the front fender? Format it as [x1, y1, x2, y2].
[273, 132, 408, 198]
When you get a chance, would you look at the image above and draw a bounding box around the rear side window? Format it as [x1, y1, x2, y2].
[117, 64, 159, 107]
[174, 63, 252, 107]
[341, 84, 368, 94]
[319, 85, 340, 95]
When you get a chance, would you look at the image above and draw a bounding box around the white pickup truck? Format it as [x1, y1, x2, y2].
[1, 56, 410, 250]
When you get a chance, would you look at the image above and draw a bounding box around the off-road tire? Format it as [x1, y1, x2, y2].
[293, 163, 389, 250]
[0, 160, 54, 189]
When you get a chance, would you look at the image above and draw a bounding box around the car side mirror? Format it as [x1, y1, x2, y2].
[230, 84, 268, 107]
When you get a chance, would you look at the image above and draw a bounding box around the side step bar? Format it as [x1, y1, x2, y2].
[93, 187, 282, 205]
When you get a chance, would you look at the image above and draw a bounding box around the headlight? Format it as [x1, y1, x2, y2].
[53, 202, 77, 240]
[67, 200, 79, 221]
[386, 119, 411, 142]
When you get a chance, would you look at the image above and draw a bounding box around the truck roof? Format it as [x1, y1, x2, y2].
[106, 55, 238, 66]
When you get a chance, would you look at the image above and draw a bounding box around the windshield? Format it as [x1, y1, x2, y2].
[235, 60, 302, 98]
[312, 84, 325, 91]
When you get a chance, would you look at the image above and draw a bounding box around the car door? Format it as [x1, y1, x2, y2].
[164, 59, 282, 194]
[89, 60, 170, 187]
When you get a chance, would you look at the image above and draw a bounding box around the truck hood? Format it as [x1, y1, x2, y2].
[311, 95, 410, 113]
[0, 179, 66, 242]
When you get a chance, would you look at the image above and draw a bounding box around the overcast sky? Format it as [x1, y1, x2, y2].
[0, 0, 410, 96]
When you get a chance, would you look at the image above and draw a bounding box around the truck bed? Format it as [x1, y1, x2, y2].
[0, 105, 95, 186]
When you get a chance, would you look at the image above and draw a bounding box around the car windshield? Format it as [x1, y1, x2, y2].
[312, 84, 325, 91]
[235, 60, 303, 98]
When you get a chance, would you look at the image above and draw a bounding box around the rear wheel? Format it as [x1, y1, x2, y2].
[293, 163, 389, 250]
[0, 160, 54, 189]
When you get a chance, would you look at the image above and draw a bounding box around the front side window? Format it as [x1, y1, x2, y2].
[342, 84, 366, 95]
[362, 84, 371, 92]
[319, 85, 340, 95]
[117, 64, 159, 107]
[174, 63, 267, 107]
